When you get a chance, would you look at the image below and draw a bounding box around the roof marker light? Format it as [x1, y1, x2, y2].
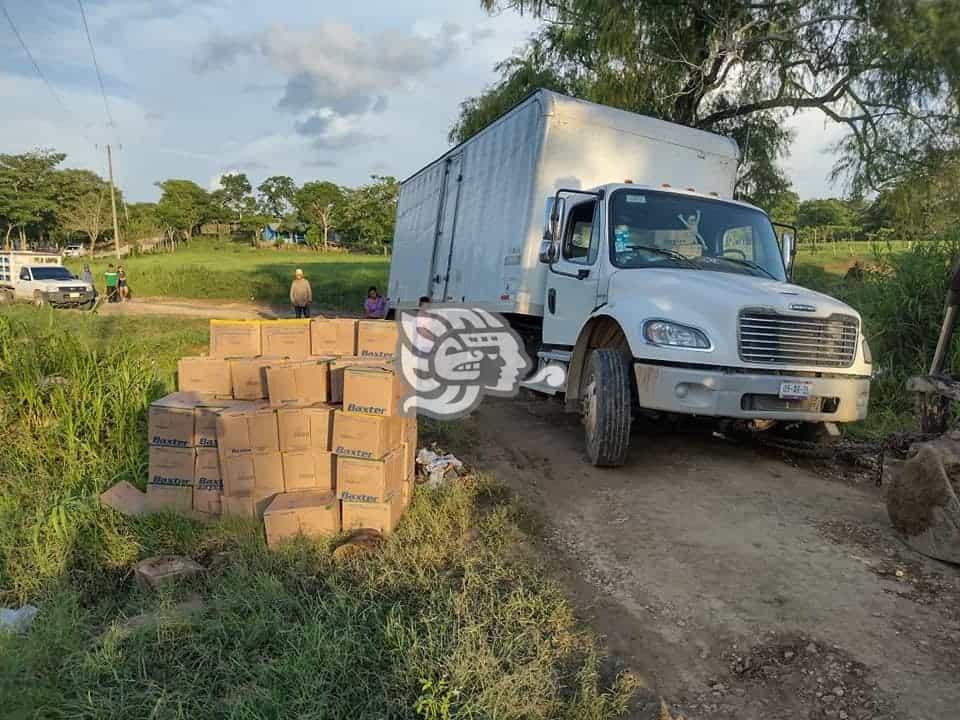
[624, 179, 633, 184]
[661, 183, 671, 188]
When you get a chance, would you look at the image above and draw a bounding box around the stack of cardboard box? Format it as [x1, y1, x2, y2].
[145, 317, 417, 548]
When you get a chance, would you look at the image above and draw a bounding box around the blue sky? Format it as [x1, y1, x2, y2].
[1, 0, 844, 202]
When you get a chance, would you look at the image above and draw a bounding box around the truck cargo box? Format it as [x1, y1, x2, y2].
[387, 89, 739, 316]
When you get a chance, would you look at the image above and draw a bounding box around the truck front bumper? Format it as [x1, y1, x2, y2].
[634, 361, 870, 423]
[44, 290, 96, 307]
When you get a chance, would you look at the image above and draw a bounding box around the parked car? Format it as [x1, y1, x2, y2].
[63, 244, 86, 258]
[0, 251, 96, 309]
[387, 89, 872, 466]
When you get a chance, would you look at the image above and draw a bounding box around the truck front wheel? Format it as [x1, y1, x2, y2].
[33, 292, 46, 308]
[581, 348, 633, 466]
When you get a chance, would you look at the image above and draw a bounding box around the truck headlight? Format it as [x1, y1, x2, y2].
[862, 338, 872, 364]
[643, 320, 711, 350]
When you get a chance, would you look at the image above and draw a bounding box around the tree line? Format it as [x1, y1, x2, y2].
[458, 0, 959, 210]
[0, 150, 400, 255]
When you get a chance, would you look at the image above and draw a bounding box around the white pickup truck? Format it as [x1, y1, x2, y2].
[0, 251, 97, 309]
[387, 90, 872, 465]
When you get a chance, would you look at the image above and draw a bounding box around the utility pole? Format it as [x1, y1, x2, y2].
[106, 143, 121, 259]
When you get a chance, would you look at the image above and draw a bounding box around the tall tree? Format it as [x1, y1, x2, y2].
[463, 0, 960, 195]
[50, 169, 109, 249]
[61, 189, 106, 254]
[155, 179, 212, 248]
[257, 175, 298, 218]
[219, 172, 255, 220]
[0, 150, 65, 249]
[335, 176, 400, 254]
[295, 180, 345, 251]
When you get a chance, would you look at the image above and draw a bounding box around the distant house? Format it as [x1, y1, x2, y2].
[262, 222, 306, 244]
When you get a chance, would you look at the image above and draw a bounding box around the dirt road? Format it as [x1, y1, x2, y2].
[95, 297, 285, 319]
[473, 399, 960, 720]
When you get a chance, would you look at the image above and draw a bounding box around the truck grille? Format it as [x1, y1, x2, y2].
[738, 310, 859, 368]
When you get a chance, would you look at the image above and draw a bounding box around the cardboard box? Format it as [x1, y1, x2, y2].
[194, 448, 223, 515]
[342, 492, 403, 535]
[261, 320, 311, 358]
[149, 392, 199, 448]
[277, 404, 334, 452]
[146, 446, 195, 512]
[221, 451, 284, 506]
[333, 412, 401, 459]
[222, 493, 259, 518]
[336, 447, 404, 503]
[329, 357, 387, 404]
[209, 319, 262, 358]
[177, 356, 233, 397]
[263, 491, 340, 548]
[343, 365, 405, 417]
[281, 450, 335, 492]
[216, 403, 279, 459]
[266, 359, 330, 406]
[194, 400, 238, 449]
[230, 357, 288, 401]
[357, 320, 399, 360]
[311, 318, 358, 357]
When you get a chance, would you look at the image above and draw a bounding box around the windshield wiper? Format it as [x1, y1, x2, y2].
[631, 245, 701, 269]
[715, 256, 777, 279]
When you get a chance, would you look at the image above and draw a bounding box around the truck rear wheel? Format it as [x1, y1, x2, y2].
[581, 348, 632, 466]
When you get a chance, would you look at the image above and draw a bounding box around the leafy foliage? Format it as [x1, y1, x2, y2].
[464, 0, 960, 195]
[155, 179, 214, 243]
[257, 175, 298, 218]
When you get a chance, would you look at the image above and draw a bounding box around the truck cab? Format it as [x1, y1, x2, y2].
[536, 183, 871, 463]
[12, 264, 96, 308]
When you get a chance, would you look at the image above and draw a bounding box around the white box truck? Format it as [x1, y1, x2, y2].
[387, 90, 871, 465]
[0, 250, 96, 309]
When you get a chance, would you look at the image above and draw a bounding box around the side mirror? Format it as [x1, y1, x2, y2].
[781, 231, 795, 276]
[538, 238, 558, 264]
[543, 196, 565, 242]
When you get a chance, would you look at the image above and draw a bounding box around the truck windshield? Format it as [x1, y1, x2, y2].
[609, 189, 786, 281]
[30, 267, 75, 281]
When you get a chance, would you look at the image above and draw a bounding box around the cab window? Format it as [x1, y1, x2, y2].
[722, 226, 755, 261]
[562, 200, 598, 265]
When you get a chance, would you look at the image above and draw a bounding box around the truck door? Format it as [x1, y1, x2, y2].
[16, 267, 32, 300]
[429, 153, 464, 301]
[543, 197, 602, 346]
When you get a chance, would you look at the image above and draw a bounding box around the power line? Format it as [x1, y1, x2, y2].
[1, 1, 77, 122]
[76, 0, 114, 128]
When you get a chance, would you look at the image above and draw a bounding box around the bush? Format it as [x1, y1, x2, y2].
[799, 235, 960, 435]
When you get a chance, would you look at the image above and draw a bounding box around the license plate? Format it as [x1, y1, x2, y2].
[779, 381, 812, 400]
[69, 292, 80, 298]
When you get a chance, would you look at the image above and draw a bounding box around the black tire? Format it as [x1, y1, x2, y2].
[581, 348, 633, 466]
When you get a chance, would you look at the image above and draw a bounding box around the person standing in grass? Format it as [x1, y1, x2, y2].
[80, 264, 93, 286]
[290, 268, 312, 318]
[117, 267, 129, 302]
[364, 286, 387, 318]
[104, 264, 119, 303]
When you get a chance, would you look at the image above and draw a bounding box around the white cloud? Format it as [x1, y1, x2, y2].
[782, 110, 849, 199]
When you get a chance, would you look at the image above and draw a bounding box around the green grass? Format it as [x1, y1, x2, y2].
[794, 236, 960, 438]
[0, 307, 635, 719]
[67, 238, 389, 311]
